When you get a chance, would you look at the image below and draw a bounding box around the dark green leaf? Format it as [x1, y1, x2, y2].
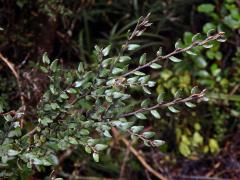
[50, 59, 58, 72]
[42, 52, 50, 64]
[139, 53, 147, 65]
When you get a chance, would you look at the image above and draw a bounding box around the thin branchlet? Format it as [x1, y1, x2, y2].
[121, 32, 225, 77]
[109, 13, 151, 71]
[119, 89, 206, 118]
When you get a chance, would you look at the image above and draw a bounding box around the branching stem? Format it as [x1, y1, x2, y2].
[122, 32, 224, 77]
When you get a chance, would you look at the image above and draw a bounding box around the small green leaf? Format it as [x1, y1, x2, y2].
[150, 110, 161, 119]
[217, 37, 227, 42]
[131, 126, 144, 134]
[193, 132, 203, 146]
[87, 139, 98, 146]
[103, 130, 112, 138]
[142, 131, 155, 139]
[74, 80, 84, 87]
[142, 86, 151, 94]
[69, 137, 78, 145]
[112, 67, 124, 75]
[50, 103, 60, 110]
[8, 129, 21, 138]
[49, 84, 56, 94]
[186, 51, 197, 56]
[102, 58, 112, 68]
[93, 153, 99, 162]
[203, 44, 213, 48]
[78, 62, 84, 73]
[156, 47, 163, 56]
[150, 63, 162, 69]
[135, 113, 147, 120]
[80, 129, 90, 136]
[174, 89, 182, 98]
[209, 138, 219, 154]
[169, 56, 182, 62]
[207, 29, 216, 37]
[50, 59, 58, 72]
[192, 33, 201, 42]
[42, 52, 50, 64]
[106, 79, 115, 86]
[119, 56, 131, 63]
[8, 149, 20, 156]
[144, 140, 150, 146]
[4, 114, 13, 122]
[139, 76, 150, 84]
[141, 99, 150, 107]
[157, 93, 165, 103]
[102, 45, 111, 56]
[113, 92, 123, 99]
[127, 77, 138, 84]
[168, 106, 180, 113]
[60, 93, 69, 99]
[179, 142, 191, 157]
[152, 140, 165, 147]
[95, 144, 108, 151]
[94, 45, 101, 53]
[175, 39, 181, 49]
[128, 44, 140, 51]
[139, 53, 147, 65]
[40, 66, 49, 73]
[134, 71, 145, 76]
[148, 81, 156, 87]
[67, 88, 77, 94]
[185, 102, 196, 108]
[197, 4, 215, 13]
[191, 86, 199, 94]
[120, 122, 134, 130]
[38, 117, 53, 126]
[85, 146, 92, 154]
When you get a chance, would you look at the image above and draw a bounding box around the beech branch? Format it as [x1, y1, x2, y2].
[119, 89, 206, 118]
[122, 32, 225, 77]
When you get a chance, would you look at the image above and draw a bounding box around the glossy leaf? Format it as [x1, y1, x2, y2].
[150, 110, 161, 119]
[169, 56, 182, 62]
[168, 106, 180, 113]
[139, 53, 147, 65]
[150, 63, 162, 69]
[135, 113, 147, 120]
[93, 153, 99, 162]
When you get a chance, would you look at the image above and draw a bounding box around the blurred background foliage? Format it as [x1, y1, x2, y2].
[0, 0, 239, 179]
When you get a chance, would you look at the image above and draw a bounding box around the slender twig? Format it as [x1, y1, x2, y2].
[109, 13, 151, 72]
[0, 53, 19, 79]
[121, 32, 225, 77]
[0, 52, 26, 127]
[119, 89, 206, 118]
[119, 142, 131, 179]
